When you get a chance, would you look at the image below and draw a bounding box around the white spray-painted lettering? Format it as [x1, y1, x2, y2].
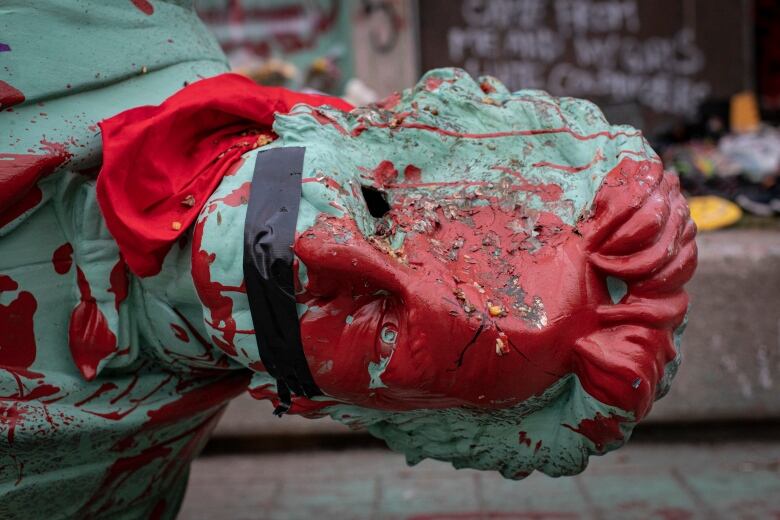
[447, 0, 712, 117]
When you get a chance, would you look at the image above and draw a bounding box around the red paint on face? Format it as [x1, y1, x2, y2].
[130, 0, 154, 15]
[563, 412, 628, 452]
[403, 164, 422, 183]
[68, 267, 118, 380]
[532, 150, 605, 174]
[52, 242, 74, 274]
[294, 158, 694, 420]
[479, 80, 497, 94]
[296, 203, 581, 410]
[354, 116, 642, 143]
[108, 258, 129, 310]
[370, 160, 398, 186]
[0, 275, 40, 379]
[0, 80, 24, 109]
[424, 76, 444, 91]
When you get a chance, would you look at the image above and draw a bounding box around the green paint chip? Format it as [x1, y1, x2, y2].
[606, 276, 628, 304]
[368, 355, 392, 389]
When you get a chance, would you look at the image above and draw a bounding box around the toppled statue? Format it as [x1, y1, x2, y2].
[0, 2, 696, 518]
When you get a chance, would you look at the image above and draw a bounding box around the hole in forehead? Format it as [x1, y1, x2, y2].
[361, 185, 391, 218]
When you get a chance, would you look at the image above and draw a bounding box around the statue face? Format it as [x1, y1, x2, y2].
[271, 68, 691, 421]
[293, 191, 590, 411]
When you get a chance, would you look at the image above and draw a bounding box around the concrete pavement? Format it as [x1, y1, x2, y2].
[179, 441, 780, 519]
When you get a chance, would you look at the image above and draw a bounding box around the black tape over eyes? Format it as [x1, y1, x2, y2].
[243, 146, 322, 416]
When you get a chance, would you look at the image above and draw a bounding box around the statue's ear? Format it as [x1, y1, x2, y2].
[293, 216, 411, 298]
[573, 166, 696, 420]
[573, 325, 673, 420]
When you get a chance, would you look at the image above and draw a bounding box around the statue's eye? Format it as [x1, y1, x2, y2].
[380, 325, 398, 344]
[361, 185, 391, 218]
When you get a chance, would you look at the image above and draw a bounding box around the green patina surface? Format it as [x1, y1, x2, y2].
[606, 276, 629, 304]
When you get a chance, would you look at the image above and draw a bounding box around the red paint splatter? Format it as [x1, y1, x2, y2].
[532, 150, 605, 174]
[170, 323, 189, 342]
[82, 374, 173, 421]
[52, 242, 74, 274]
[371, 160, 398, 186]
[480, 80, 497, 94]
[302, 176, 348, 195]
[224, 156, 247, 177]
[356, 119, 642, 142]
[130, 0, 154, 15]
[108, 257, 129, 310]
[110, 368, 142, 405]
[0, 402, 24, 443]
[22, 383, 60, 401]
[0, 80, 24, 109]
[492, 166, 563, 202]
[146, 372, 250, 426]
[403, 164, 422, 183]
[0, 151, 69, 228]
[309, 108, 349, 135]
[38, 139, 70, 158]
[0, 186, 41, 229]
[424, 76, 444, 91]
[563, 412, 628, 452]
[68, 268, 118, 380]
[191, 215, 246, 356]
[376, 92, 401, 110]
[74, 382, 118, 407]
[0, 275, 39, 379]
[518, 431, 531, 447]
[211, 182, 251, 207]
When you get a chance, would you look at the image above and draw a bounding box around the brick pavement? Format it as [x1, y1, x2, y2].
[179, 442, 780, 519]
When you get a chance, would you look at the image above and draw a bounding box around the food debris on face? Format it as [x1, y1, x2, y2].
[495, 337, 510, 356]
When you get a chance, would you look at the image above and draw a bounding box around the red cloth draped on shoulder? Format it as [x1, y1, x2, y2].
[97, 73, 353, 277]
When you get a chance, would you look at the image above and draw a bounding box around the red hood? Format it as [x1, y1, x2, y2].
[96, 72, 352, 277]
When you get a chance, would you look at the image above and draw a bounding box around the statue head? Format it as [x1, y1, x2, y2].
[202, 68, 696, 478]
